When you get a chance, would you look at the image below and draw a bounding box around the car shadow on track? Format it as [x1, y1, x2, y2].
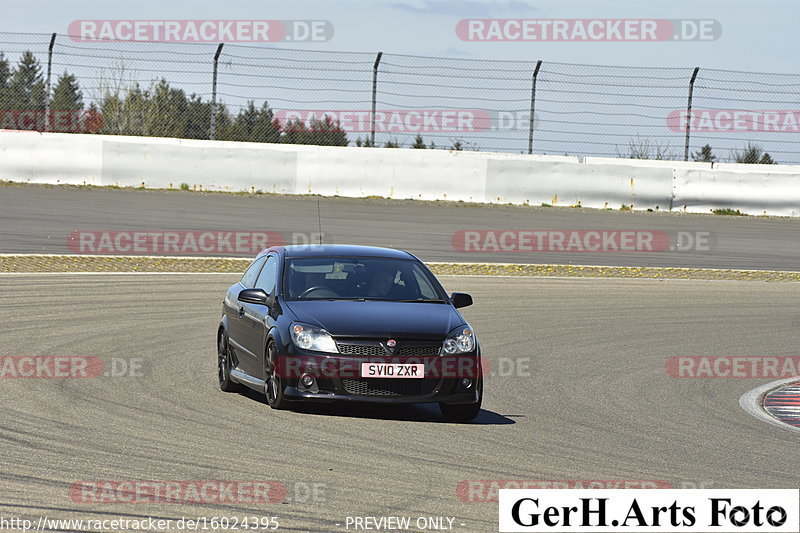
[240, 389, 515, 425]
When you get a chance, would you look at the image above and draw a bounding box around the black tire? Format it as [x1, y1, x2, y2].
[265, 341, 292, 410]
[218, 331, 245, 393]
[440, 378, 482, 422]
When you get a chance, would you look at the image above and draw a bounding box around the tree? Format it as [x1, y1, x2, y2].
[0, 53, 11, 109]
[692, 144, 717, 163]
[145, 78, 189, 138]
[278, 115, 348, 146]
[230, 101, 281, 143]
[355, 136, 374, 147]
[51, 72, 83, 110]
[411, 134, 426, 149]
[183, 94, 211, 139]
[211, 103, 234, 141]
[734, 142, 775, 164]
[49, 72, 84, 132]
[280, 118, 309, 144]
[308, 115, 348, 146]
[84, 102, 104, 133]
[9, 51, 45, 111]
[383, 138, 401, 148]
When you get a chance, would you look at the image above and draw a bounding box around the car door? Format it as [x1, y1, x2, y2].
[227, 255, 267, 371]
[238, 253, 279, 378]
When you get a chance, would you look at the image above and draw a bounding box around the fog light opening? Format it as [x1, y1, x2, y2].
[460, 378, 473, 389]
[300, 373, 315, 388]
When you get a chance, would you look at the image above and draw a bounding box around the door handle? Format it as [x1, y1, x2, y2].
[238, 307, 245, 317]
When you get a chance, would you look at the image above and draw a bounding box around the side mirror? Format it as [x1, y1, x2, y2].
[450, 292, 473, 309]
[238, 288, 272, 306]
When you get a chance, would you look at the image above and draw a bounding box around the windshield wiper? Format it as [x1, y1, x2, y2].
[396, 299, 445, 303]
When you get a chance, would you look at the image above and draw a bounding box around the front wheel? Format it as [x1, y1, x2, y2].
[265, 342, 292, 410]
[440, 378, 482, 422]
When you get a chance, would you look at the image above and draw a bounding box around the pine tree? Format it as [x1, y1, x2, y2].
[231, 101, 281, 143]
[145, 79, 188, 138]
[51, 72, 83, 110]
[280, 118, 308, 144]
[307, 116, 347, 146]
[692, 144, 717, 163]
[355, 136, 374, 147]
[48, 72, 84, 132]
[183, 94, 211, 139]
[411, 134, 426, 149]
[734, 142, 775, 165]
[0, 53, 11, 109]
[9, 51, 45, 111]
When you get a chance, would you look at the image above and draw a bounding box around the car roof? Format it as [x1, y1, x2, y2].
[269, 244, 416, 260]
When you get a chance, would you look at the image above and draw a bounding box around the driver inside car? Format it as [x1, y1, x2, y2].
[367, 267, 398, 298]
[289, 269, 327, 297]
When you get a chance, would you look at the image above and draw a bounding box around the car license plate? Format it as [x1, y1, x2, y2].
[360, 362, 424, 379]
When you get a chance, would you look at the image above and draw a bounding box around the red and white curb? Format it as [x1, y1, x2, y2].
[739, 377, 800, 435]
[763, 381, 800, 428]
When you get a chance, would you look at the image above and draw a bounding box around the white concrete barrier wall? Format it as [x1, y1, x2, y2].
[0, 130, 798, 216]
[673, 163, 800, 217]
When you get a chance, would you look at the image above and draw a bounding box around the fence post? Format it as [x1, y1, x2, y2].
[683, 66, 700, 161]
[210, 43, 224, 140]
[370, 52, 383, 147]
[527, 60, 542, 155]
[44, 33, 56, 132]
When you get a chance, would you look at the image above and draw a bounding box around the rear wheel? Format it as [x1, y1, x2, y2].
[440, 378, 482, 422]
[265, 342, 292, 410]
[218, 331, 245, 393]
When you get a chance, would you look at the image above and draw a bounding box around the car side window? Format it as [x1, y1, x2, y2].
[255, 255, 279, 295]
[240, 256, 267, 288]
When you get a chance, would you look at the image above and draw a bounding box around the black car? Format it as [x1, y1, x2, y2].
[217, 244, 482, 421]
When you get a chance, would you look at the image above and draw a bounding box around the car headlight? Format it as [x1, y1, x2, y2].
[443, 326, 475, 354]
[290, 323, 339, 353]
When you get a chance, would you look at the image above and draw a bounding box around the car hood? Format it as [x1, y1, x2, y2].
[284, 300, 462, 339]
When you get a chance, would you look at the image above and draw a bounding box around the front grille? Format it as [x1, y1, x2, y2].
[336, 341, 442, 357]
[397, 345, 441, 356]
[337, 343, 385, 356]
[342, 378, 439, 397]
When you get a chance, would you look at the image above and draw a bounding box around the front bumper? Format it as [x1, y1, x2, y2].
[276, 350, 481, 405]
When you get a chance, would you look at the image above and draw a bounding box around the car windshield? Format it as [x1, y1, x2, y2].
[284, 257, 444, 301]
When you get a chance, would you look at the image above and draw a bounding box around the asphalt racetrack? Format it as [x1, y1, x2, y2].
[0, 184, 798, 270]
[1, 273, 798, 532]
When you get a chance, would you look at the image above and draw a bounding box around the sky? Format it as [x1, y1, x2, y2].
[3, 0, 799, 73]
[2, 0, 798, 162]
